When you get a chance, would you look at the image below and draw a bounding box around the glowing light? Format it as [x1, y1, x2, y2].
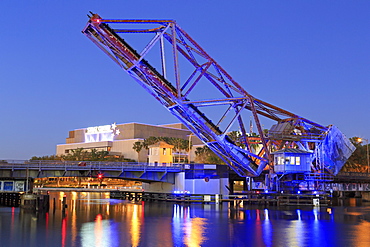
[313, 208, 319, 221]
[85, 123, 120, 143]
[296, 209, 302, 221]
[173, 190, 189, 194]
[71, 191, 77, 200]
[59, 192, 65, 201]
[264, 209, 269, 221]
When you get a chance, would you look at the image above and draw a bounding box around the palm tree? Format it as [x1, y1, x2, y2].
[227, 130, 246, 148]
[90, 148, 99, 160]
[132, 141, 144, 163]
[170, 137, 188, 163]
[143, 136, 159, 149]
[341, 136, 369, 172]
[70, 148, 85, 161]
[195, 145, 225, 164]
[195, 147, 208, 163]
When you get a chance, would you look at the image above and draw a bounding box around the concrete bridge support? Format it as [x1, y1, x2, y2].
[141, 172, 186, 193]
[175, 172, 185, 192]
[142, 182, 175, 193]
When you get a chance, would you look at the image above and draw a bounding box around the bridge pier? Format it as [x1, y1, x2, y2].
[175, 172, 185, 192]
[142, 181, 175, 193]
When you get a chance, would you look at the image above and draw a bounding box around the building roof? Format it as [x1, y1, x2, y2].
[271, 148, 312, 154]
[148, 141, 174, 149]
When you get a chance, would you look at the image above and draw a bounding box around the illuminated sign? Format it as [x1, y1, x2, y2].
[84, 123, 120, 143]
[86, 124, 113, 134]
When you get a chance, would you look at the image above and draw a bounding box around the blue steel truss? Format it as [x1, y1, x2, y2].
[82, 13, 355, 177]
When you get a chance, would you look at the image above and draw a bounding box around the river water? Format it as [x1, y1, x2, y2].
[1, 191, 370, 247]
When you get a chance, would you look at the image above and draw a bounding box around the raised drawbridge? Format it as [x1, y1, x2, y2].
[82, 13, 355, 178]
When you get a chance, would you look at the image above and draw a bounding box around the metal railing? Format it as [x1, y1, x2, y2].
[0, 160, 185, 172]
[304, 173, 334, 181]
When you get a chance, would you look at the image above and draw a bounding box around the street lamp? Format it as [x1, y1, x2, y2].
[358, 138, 369, 173]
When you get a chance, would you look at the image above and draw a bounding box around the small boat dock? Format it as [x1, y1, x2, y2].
[110, 191, 331, 206]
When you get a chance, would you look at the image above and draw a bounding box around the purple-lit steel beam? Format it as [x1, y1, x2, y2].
[82, 13, 348, 177]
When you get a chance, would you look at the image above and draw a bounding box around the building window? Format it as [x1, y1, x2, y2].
[296, 157, 301, 165]
[163, 148, 166, 155]
[290, 156, 295, 165]
[278, 156, 283, 165]
[65, 150, 69, 154]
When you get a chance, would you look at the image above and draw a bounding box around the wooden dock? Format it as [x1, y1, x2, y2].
[0, 192, 50, 211]
[223, 193, 331, 206]
[110, 191, 331, 206]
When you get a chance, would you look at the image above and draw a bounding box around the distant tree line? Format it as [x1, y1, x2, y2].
[30, 148, 135, 162]
[341, 137, 370, 173]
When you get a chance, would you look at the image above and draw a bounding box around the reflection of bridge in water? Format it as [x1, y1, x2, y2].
[0, 160, 184, 183]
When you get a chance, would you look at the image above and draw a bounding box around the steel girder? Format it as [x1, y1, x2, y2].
[82, 13, 353, 177]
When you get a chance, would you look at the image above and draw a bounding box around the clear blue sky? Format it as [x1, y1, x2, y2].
[1, 1, 369, 160]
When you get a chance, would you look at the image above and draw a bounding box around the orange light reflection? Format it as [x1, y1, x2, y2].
[130, 204, 141, 247]
[184, 217, 207, 247]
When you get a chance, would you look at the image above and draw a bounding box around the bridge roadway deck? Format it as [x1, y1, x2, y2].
[1, 160, 370, 183]
[0, 160, 185, 183]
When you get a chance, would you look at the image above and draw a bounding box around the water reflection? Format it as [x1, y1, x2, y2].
[172, 204, 207, 247]
[262, 209, 272, 246]
[130, 204, 141, 247]
[80, 214, 112, 247]
[1, 192, 370, 246]
[61, 216, 67, 247]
